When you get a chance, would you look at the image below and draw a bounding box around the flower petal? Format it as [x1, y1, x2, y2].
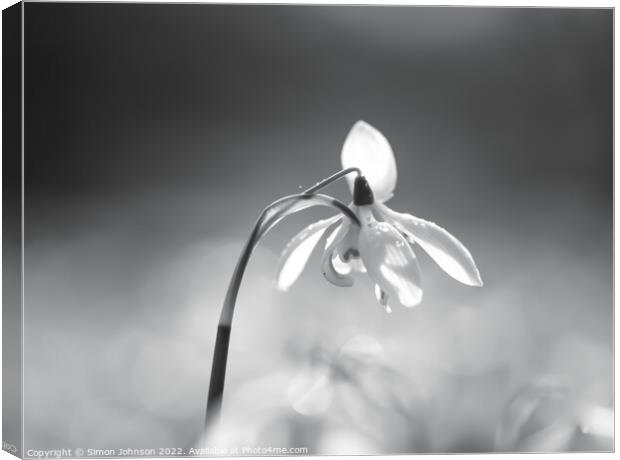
[260, 194, 358, 239]
[376, 203, 483, 287]
[276, 215, 342, 291]
[358, 213, 422, 308]
[333, 253, 367, 274]
[335, 213, 361, 261]
[262, 200, 316, 235]
[348, 258, 367, 273]
[374, 284, 392, 313]
[322, 221, 354, 287]
[341, 120, 397, 203]
[333, 210, 367, 273]
[331, 253, 352, 275]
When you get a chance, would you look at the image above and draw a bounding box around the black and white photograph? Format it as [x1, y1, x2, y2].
[1, 1, 614, 458]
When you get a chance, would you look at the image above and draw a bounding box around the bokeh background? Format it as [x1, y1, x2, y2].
[22, 4, 612, 454]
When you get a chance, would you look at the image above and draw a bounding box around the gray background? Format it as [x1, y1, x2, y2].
[22, 4, 612, 454]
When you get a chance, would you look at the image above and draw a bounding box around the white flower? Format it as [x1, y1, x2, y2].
[276, 120, 483, 311]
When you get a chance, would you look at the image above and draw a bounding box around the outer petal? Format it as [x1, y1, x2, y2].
[358, 215, 423, 308]
[260, 194, 358, 238]
[341, 120, 397, 203]
[276, 215, 342, 291]
[262, 200, 316, 235]
[376, 203, 483, 287]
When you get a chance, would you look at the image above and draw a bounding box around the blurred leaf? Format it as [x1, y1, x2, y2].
[495, 375, 578, 452]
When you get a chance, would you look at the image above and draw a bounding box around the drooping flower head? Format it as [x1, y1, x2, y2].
[276, 121, 483, 312]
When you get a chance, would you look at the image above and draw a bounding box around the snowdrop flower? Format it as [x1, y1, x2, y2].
[206, 121, 483, 437]
[276, 121, 483, 311]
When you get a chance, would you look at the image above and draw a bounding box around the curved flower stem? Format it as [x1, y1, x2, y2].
[204, 170, 360, 437]
[303, 166, 361, 194]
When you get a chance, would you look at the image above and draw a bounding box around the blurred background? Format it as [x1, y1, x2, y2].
[22, 4, 612, 454]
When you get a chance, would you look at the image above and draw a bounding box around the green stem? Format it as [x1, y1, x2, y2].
[203, 170, 360, 438]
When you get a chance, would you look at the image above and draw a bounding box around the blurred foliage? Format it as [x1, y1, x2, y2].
[203, 333, 612, 454]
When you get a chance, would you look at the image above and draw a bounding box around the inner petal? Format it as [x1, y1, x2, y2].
[276, 216, 341, 291]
